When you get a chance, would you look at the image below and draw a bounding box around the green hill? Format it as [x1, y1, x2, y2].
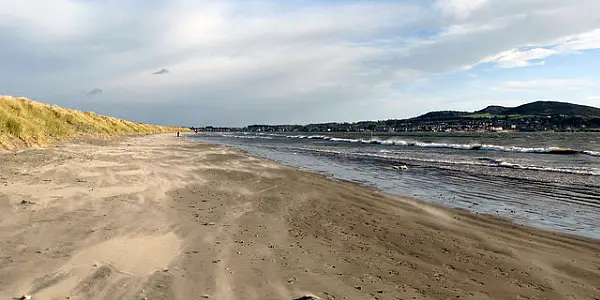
[1, 95, 186, 150]
[474, 105, 509, 115]
[413, 110, 469, 120]
[417, 101, 600, 120]
[504, 101, 600, 117]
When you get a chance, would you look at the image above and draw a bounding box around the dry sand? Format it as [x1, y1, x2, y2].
[0, 134, 599, 300]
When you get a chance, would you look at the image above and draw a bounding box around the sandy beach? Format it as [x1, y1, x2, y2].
[1, 134, 599, 300]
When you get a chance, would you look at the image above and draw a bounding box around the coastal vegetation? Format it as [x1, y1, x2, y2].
[0, 95, 185, 149]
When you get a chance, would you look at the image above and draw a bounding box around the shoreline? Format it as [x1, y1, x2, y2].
[1, 134, 599, 299]
[196, 136, 599, 241]
[188, 133, 600, 240]
[220, 140, 600, 246]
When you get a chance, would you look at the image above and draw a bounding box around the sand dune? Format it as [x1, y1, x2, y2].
[0, 96, 183, 149]
[0, 134, 599, 299]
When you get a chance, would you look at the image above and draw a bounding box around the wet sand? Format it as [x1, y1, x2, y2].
[0, 134, 599, 300]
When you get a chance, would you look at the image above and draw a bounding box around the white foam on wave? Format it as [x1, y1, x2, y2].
[583, 150, 600, 157]
[415, 142, 476, 150]
[481, 144, 568, 153]
[231, 135, 273, 140]
[330, 137, 360, 143]
[496, 161, 600, 176]
[380, 139, 410, 146]
[360, 139, 381, 144]
[306, 148, 600, 176]
[268, 134, 599, 157]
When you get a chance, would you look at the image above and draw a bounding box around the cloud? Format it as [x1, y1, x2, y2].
[482, 48, 555, 68]
[371, 0, 600, 74]
[493, 78, 591, 92]
[555, 28, 600, 52]
[87, 88, 103, 96]
[153, 68, 169, 75]
[0, 0, 92, 41]
[0, 0, 600, 126]
[482, 28, 600, 68]
[436, 0, 489, 19]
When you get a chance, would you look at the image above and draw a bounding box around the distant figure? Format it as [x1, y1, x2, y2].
[177, 131, 180, 137]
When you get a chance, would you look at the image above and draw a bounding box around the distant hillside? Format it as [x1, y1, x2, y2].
[474, 105, 509, 115]
[417, 101, 600, 120]
[504, 101, 600, 117]
[414, 110, 469, 120]
[0, 96, 185, 149]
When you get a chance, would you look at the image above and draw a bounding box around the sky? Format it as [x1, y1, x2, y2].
[1, 0, 600, 126]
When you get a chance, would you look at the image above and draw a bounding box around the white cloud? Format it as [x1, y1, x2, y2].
[439, 22, 504, 37]
[481, 27, 600, 68]
[436, 0, 489, 19]
[555, 28, 600, 52]
[0, 0, 92, 40]
[482, 48, 556, 68]
[494, 78, 591, 92]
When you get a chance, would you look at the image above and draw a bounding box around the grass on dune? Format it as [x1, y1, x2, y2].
[0, 95, 187, 150]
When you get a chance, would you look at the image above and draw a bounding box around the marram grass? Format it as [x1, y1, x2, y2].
[0, 95, 187, 150]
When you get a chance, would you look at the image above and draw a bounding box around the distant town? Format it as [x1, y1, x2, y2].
[191, 101, 600, 133]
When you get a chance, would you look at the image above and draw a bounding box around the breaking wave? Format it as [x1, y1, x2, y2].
[279, 135, 596, 156]
[216, 133, 599, 158]
[583, 150, 600, 157]
[306, 148, 600, 176]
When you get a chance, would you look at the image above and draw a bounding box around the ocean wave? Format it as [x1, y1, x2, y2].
[415, 141, 476, 150]
[330, 137, 360, 143]
[481, 145, 580, 155]
[230, 135, 273, 140]
[494, 161, 600, 176]
[306, 148, 600, 176]
[279, 135, 596, 156]
[223, 134, 598, 157]
[583, 150, 600, 157]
